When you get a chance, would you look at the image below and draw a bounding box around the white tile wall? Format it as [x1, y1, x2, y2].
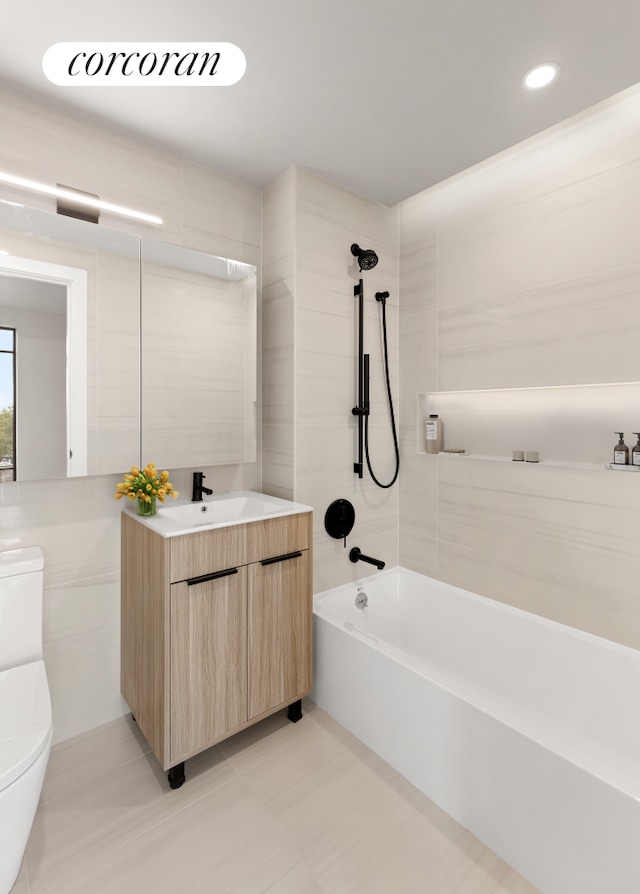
[294, 168, 399, 587]
[398, 82, 640, 650]
[262, 166, 400, 582]
[262, 168, 296, 499]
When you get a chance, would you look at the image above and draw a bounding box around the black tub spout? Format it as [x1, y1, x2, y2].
[349, 547, 385, 571]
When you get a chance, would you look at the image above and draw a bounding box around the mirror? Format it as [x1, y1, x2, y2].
[0, 201, 139, 480]
[141, 239, 257, 468]
[0, 201, 258, 481]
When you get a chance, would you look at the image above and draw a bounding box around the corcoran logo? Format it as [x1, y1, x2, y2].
[43, 42, 246, 86]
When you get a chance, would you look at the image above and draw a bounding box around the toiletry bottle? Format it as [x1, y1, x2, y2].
[614, 432, 629, 465]
[425, 414, 443, 454]
[632, 433, 640, 466]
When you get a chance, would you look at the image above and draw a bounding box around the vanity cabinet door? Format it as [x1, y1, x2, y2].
[247, 550, 312, 720]
[170, 566, 247, 762]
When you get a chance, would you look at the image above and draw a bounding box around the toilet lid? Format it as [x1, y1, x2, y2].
[0, 661, 52, 792]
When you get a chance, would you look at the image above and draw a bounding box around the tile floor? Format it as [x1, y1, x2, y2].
[15, 701, 541, 894]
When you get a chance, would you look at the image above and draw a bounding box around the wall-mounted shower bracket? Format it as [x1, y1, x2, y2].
[352, 278, 369, 478]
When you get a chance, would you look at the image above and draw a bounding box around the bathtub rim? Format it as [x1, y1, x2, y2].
[315, 565, 640, 659]
[313, 565, 640, 802]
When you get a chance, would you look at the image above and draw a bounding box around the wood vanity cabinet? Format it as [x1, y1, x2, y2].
[120, 510, 312, 781]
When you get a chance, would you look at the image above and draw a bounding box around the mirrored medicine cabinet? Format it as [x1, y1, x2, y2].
[0, 200, 257, 483]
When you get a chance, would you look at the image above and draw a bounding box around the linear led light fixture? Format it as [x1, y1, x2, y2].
[0, 171, 163, 225]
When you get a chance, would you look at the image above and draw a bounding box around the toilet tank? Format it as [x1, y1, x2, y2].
[0, 547, 45, 672]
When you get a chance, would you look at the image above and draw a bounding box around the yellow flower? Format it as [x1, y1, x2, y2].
[171, 490, 179, 499]
[115, 462, 175, 507]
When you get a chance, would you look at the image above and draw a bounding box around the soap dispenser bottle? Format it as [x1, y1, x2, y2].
[614, 432, 629, 465]
[632, 433, 640, 467]
[425, 414, 443, 454]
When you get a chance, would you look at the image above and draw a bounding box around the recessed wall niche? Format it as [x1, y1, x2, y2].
[417, 383, 640, 469]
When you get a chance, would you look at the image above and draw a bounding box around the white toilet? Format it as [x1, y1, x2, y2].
[0, 547, 53, 894]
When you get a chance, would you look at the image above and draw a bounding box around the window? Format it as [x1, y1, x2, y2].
[0, 327, 16, 481]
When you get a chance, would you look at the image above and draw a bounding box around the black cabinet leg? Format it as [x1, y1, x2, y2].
[168, 761, 185, 789]
[287, 699, 302, 723]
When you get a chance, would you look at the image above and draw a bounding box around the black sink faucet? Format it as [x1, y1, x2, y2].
[191, 471, 213, 502]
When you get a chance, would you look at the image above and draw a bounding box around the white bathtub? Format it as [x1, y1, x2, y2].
[312, 567, 640, 894]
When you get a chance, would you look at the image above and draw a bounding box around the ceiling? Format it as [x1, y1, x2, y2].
[2, 0, 640, 206]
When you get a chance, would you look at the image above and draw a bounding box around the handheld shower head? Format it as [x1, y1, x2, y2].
[351, 243, 378, 272]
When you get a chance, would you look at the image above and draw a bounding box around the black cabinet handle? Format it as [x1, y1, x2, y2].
[261, 551, 303, 567]
[186, 567, 238, 586]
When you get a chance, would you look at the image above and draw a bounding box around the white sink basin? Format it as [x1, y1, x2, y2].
[125, 490, 311, 538]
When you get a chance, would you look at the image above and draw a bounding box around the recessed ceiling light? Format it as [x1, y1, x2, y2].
[522, 62, 560, 90]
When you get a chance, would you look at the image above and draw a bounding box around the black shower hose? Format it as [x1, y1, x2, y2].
[364, 296, 400, 488]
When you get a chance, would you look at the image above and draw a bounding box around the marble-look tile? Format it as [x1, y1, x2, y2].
[399, 444, 438, 543]
[437, 539, 640, 651]
[41, 714, 150, 806]
[399, 191, 438, 315]
[0, 476, 124, 743]
[262, 169, 296, 502]
[182, 160, 261, 266]
[290, 752, 465, 894]
[433, 83, 640, 231]
[24, 703, 542, 894]
[218, 698, 322, 775]
[495, 867, 544, 894]
[262, 297, 294, 427]
[399, 307, 437, 371]
[261, 424, 294, 498]
[262, 167, 296, 296]
[295, 424, 357, 488]
[295, 441, 398, 539]
[231, 734, 353, 845]
[399, 308, 438, 423]
[439, 264, 640, 390]
[403, 829, 540, 894]
[26, 746, 237, 894]
[225, 845, 326, 894]
[295, 300, 398, 427]
[44, 580, 124, 744]
[438, 153, 640, 308]
[398, 528, 439, 578]
[7, 861, 30, 894]
[295, 167, 398, 299]
[437, 459, 640, 598]
[35, 776, 287, 894]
